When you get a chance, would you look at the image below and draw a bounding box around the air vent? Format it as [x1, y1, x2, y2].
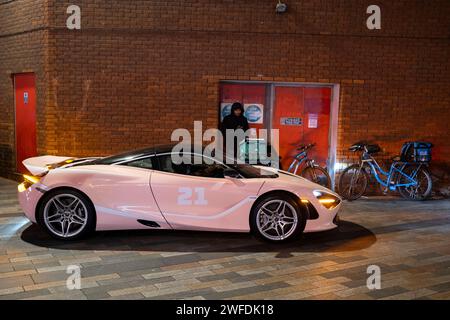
[137, 219, 161, 228]
[304, 202, 319, 220]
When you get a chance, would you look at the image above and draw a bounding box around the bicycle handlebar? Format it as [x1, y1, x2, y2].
[296, 143, 316, 151]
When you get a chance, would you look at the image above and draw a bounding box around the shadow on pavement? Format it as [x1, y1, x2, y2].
[20, 220, 376, 257]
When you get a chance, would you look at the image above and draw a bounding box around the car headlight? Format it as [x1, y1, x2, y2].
[18, 174, 41, 192]
[313, 190, 341, 209]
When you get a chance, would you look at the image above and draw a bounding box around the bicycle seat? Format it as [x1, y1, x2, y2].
[391, 155, 401, 162]
[349, 142, 380, 154]
[349, 142, 365, 152]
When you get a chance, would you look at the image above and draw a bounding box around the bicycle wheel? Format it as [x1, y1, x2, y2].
[397, 165, 432, 201]
[338, 164, 369, 201]
[300, 165, 331, 188]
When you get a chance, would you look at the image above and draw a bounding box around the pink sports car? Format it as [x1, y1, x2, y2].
[18, 145, 342, 243]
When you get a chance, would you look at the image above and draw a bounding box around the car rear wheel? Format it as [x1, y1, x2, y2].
[250, 194, 306, 243]
[37, 189, 96, 241]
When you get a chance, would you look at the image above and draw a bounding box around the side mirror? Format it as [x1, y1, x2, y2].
[223, 168, 240, 179]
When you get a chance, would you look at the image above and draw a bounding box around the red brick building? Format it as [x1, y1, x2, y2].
[1, 1, 449, 189]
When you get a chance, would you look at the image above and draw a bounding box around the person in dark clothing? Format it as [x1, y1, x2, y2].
[221, 102, 250, 160]
[221, 102, 250, 133]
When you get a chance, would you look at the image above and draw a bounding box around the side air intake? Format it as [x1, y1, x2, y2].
[304, 202, 319, 220]
[137, 219, 161, 228]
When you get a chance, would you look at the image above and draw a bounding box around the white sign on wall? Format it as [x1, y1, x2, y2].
[244, 103, 264, 124]
[308, 113, 318, 128]
[220, 103, 232, 121]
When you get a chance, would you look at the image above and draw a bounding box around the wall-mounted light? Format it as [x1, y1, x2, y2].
[275, 1, 287, 14]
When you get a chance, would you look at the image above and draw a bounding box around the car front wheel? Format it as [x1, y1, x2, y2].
[250, 195, 306, 243]
[37, 189, 96, 241]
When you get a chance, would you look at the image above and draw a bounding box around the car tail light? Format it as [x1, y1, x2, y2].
[46, 158, 74, 170]
[18, 173, 45, 192]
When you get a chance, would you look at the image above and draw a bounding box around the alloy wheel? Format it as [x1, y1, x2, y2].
[256, 200, 298, 241]
[43, 194, 88, 238]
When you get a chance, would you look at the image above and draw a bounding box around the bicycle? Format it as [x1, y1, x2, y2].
[286, 143, 331, 188]
[338, 142, 433, 201]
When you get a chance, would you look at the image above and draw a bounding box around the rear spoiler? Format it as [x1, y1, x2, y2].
[22, 156, 75, 176]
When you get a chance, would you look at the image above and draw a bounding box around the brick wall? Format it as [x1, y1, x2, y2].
[0, 0, 50, 179]
[1, 1, 449, 189]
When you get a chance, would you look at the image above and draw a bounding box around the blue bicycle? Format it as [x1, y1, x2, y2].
[338, 142, 433, 201]
[286, 143, 331, 188]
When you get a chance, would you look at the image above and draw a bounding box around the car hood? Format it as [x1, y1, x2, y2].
[256, 165, 340, 198]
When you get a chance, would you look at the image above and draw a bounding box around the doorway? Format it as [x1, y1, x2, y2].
[219, 81, 339, 187]
[14, 73, 37, 173]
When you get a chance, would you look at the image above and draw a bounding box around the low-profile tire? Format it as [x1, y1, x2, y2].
[36, 188, 96, 241]
[250, 194, 306, 243]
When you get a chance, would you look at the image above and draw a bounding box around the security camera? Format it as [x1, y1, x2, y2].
[276, 1, 287, 13]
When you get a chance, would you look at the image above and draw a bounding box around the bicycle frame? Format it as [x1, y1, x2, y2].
[287, 151, 314, 175]
[359, 154, 420, 191]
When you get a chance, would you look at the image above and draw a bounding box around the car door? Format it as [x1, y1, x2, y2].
[78, 156, 172, 231]
[150, 153, 264, 232]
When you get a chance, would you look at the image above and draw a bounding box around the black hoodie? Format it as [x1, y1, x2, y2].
[221, 103, 250, 134]
[220, 102, 250, 156]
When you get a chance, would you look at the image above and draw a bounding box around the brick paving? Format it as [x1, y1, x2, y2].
[0, 177, 449, 300]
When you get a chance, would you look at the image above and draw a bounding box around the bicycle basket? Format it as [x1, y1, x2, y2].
[400, 141, 433, 163]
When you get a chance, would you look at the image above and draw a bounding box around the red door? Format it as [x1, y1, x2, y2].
[272, 86, 305, 170]
[273, 86, 331, 170]
[303, 87, 331, 166]
[14, 73, 37, 173]
[219, 83, 331, 170]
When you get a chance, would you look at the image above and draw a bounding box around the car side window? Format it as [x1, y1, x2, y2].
[156, 154, 227, 178]
[123, 157, 154, 169]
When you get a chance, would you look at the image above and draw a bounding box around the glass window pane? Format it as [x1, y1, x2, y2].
[124, 158, 153, 169]
[155, 154, 227, 178]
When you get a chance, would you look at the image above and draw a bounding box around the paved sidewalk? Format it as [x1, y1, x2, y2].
[1, 177, 450, 300]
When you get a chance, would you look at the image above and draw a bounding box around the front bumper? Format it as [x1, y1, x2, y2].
[302, 189, 342, 233]
[333, 213, 340, 225]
